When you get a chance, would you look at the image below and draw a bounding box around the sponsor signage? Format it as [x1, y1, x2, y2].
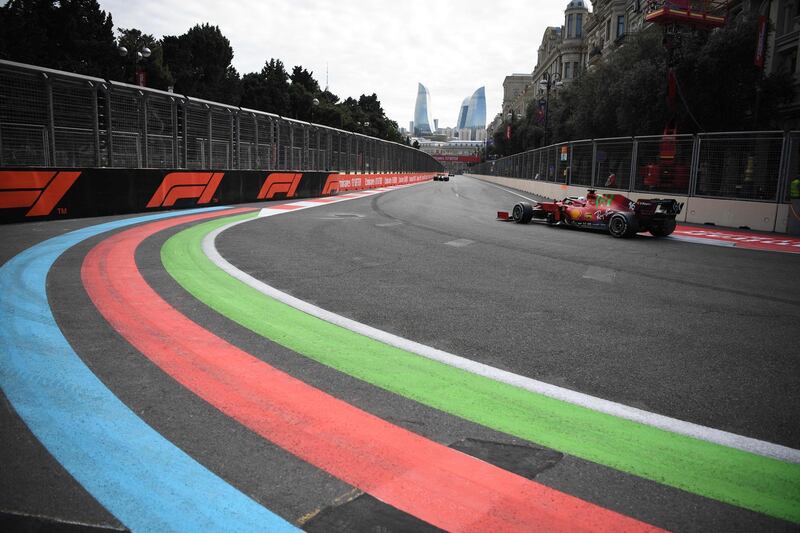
[432, 155, 481, 163]
[754, 16, 767, 69]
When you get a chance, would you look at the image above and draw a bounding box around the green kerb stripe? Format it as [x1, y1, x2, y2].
[162, 213, 800, 524]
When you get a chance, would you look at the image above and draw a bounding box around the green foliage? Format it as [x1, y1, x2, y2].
[0, 4, 422, 144]
[116, 28, 173, 90]
[161, 23, 241, 105]
[0, 0, 117, 77]
[496, 18, 795, 159]
[548, 30, 669, 142]
[677, 15, 794, 131]
[241, 59, 290, 115]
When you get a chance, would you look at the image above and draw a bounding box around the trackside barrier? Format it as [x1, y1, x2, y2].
[0, 59, 442, 223]
[474, 130, 799, 234]
[0, 60, 440, 174]
[0, 169, 436, 223]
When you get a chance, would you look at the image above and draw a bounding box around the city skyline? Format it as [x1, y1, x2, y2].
[97, 0, 565, 128]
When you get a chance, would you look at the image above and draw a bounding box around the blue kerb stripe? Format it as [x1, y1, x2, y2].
[0, 207, 297, 533]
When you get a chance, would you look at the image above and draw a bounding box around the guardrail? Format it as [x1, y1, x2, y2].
[0, 59, 441, 174]
[474, 131, 799, 204]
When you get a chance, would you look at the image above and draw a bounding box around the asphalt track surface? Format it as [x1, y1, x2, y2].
[1, 175, 798, 531]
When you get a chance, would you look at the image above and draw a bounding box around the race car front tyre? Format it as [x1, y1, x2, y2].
[608, 213, 638, 238]
[650, 219, 677, 237]
[512, 202, 534, 224]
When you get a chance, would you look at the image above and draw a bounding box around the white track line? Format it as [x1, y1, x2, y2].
[201, 183, 800, 464]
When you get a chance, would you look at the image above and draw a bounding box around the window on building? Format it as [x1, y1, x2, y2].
[564, 62, 572, 80]
[778, 49, 797, 75]
[617, 15, 625, 38]
[574, 61, 581, 77]
[605, 18, 611, 41]
[782, 4, 795, 35]
[576, 14, 583, 37]
[567, 14, 574, 38]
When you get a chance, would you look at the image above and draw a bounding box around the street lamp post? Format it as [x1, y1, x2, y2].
[311, 97, 319, 123]
[118, 43, 151, 86]
[539, 71, 562, 147]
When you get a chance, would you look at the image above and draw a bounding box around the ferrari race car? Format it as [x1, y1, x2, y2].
[433, 174, 450, 182]
[498, 189, 683, 238]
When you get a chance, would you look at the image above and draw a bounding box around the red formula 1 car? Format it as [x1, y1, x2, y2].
[499, 189, 683, 238]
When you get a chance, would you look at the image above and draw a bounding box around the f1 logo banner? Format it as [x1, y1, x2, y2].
[0, 171, 80, 217]
[257, 173, 302, 200]
[146, 172, 225, 208]
[0, 169, 435, 223]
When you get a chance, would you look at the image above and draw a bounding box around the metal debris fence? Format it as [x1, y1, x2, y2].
[475, 130, 799, 203]
[0, 60, 441, 174]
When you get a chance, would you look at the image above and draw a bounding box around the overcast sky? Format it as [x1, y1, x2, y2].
[99, 0, 567, 128]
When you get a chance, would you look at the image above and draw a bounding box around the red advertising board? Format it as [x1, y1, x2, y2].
[432, 155, 481, 163]
[754, 16, 767, 69]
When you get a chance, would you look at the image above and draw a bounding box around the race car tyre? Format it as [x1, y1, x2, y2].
[512, 202, 534, 224]
[650, 219, 677, 237]
[444, 176, 450, 181]
[608, 213, 637, 238]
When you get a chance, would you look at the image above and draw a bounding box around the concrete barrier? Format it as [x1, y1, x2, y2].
[469, 173, 788, 233]
[0, 169, 435, 224]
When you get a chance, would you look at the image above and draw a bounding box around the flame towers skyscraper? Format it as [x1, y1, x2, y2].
[413, 83, 434, 136]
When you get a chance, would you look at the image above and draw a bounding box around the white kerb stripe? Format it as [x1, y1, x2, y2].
[202, 188, 800, 465]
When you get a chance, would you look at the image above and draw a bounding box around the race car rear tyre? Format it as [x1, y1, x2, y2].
[650, 219, 677, 237]
[512, 202, 534, 224]
[608, 213, 637, 238]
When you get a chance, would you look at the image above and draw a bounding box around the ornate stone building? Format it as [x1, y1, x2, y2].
[503, 1, 591, 120]
[584, 0, 647, 68]
[492, 0, 800, 135]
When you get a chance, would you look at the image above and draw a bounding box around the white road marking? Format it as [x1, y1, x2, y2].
[445, 239, 474, 247]
[202, 182, 800, 464]
[582, 266, 616, 283]
[668, 235, 737, 248]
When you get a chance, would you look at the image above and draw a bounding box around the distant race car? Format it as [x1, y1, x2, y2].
[498, 189, 683, 238]
[433, 174, 450, 182]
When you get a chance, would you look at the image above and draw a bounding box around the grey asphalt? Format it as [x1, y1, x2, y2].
[1, 176, 797, 531]
[220, 175, 800, 449]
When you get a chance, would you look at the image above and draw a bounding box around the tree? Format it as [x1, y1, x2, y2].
[677, 15, 794, 131]
[240, 58, 290, 115]
[115, 28, 173, 90]
[288, 65, 319, 120]
[0, 0, 117, 77]
[497, 17, 796, 160]
[546, 30, 668, 143]
[161, 23, 241, 105]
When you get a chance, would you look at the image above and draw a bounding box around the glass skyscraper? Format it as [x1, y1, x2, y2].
[414, 83, 434, 135]
[463, 87, 486, 129]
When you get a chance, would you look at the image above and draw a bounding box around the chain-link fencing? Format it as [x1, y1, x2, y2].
[476, 129, 797, 204]
[0, 60, 440, 173]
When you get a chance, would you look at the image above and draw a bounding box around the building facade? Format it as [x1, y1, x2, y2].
[494, 0, 799, 133]
[763, 0, 800, 127]
[417, 139, 485, 172]
[502, 73, 534, 118]
[413, 83, 434, 136]
[453, 86, 487, 140]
